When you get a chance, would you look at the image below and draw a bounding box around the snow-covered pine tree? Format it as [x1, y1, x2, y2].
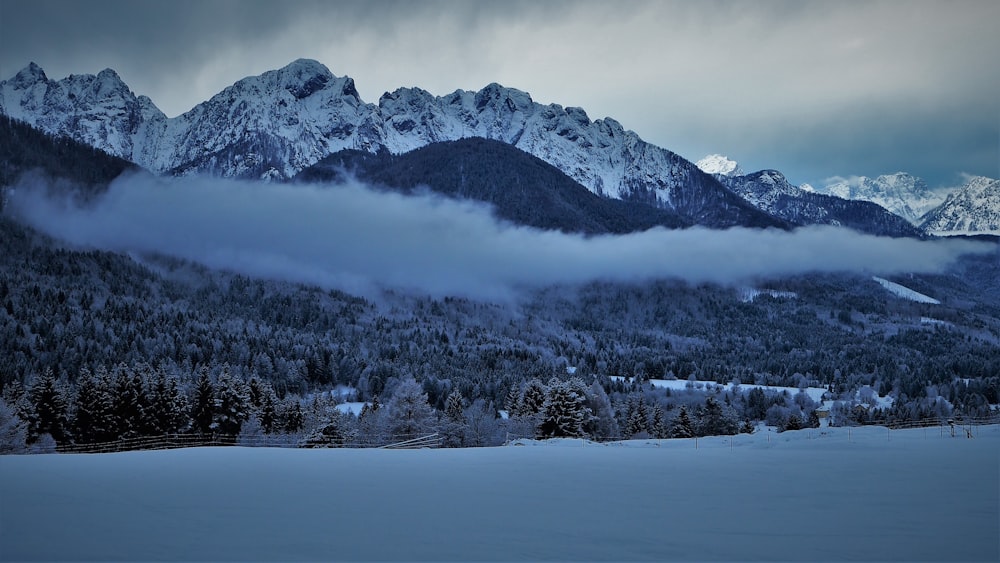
[281, 399, 305, 434]
[299, 410, 352, 448]
[444, 390, 464, 423]
[0, 397, 28, 453]
[149, 368, 188, 435]
[537, 378, 590, 439]
[784, 413, 803, 431]
[504, 386, 522, 417]
[520, 379, 547, 416]
[72, 367, 113, 444]
[258, 386, 278, 433]
[28, 368, 70, 444]
[650, 404, 668, 439]
[671, 405, 694, 438]
[625, 397, 648, 438]
[190, 367, 215, 435]
[697, 396, 738, 436]
[441, 389, 467, 447]
[111, 364, 148, 439]
[214, 366, 251, 435]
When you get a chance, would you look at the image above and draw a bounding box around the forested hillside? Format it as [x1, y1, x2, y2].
[298, 138, 701, 234]
[0, 117, 135, 206]
[0, 119, 997, 453]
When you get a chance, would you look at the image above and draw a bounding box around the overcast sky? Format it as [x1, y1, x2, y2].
[1, 0, 997, 188]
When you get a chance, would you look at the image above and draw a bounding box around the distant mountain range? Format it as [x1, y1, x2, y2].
[697, 155, 999, 236]
[812, 172, 949, 225]
[1, 59, 995, 236]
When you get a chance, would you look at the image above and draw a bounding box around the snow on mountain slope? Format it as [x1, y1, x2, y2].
[0, 62, 164, 162]
[375, 83, 754, 220]
[0, 60, 773, 227]
[920, 176, 1000, 235]
[872, 276, 940, 304]
[715, 169, 923, 237]
[818, 173, 951, 224]
[696, 154, 743, 177]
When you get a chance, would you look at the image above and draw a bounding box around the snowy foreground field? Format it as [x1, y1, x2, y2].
[2, 426, 998, 562]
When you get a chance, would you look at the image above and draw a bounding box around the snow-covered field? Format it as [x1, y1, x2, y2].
[611, 375, 829, 404]
[1, 425, 997, 561]
[872, 276, 941, 304]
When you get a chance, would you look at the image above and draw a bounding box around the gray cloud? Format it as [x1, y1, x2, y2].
[6, 173, 990, 300]
[1, 1, 997, 188]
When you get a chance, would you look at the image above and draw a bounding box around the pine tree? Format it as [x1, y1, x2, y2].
[441, 389, 467, 447]
[282, 400, 304, 433]
[111, 364, 147, 439]
[650, 404, 668, 439]
[149, 369, 188, 435]
[784, 413, 803, 431]
[444, 390, 465, 423]
[698, 396, 738, 437]
[72, 368, 113, 444]
[259, 388, 278, 434]
[625, 398, 648, 438]
[28, 369, 70, 444]
[671, 405, 694, 438]
[520, 379, 547, 416]
[299, 411, 350, 448]
[504, 386, 522, 416]
[807, 409, 821, 428]
[190, 368, 215, 434]
[214, 367, 250, 435]
[0, 397, 28, 454]
[537, 378, 590, 439]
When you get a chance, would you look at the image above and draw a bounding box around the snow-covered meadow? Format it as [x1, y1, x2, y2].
[1, 425, 997, 561]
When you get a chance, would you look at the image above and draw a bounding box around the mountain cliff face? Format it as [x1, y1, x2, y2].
[0, 62, 163, 163]
[715, 170, 924, 237]
[921, 176, 1000, 235]
[815, 173, 950, 225]
[0, 59, 774, 228]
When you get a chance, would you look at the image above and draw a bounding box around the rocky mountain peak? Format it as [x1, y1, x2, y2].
[13, 62, 47, 86]
[696, 154, 743, 177]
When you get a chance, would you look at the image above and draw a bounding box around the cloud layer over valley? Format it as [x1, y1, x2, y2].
[6, 173, 992, 299]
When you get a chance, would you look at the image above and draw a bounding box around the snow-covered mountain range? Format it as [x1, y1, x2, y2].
[0, 59, 771, 228]
[3, 59, 994, 235]
[697, 162, 923, 237]
[920, 176, 1000, 235]
[696, 155, 1000, 236]
[812, 173, 951, 225]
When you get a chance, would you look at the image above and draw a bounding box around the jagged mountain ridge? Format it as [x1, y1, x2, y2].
[921, 176, 1000, 235]
[816, 173, 951, 225]
[711, 169, 924, 238]
[0, 59, 781, 229]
